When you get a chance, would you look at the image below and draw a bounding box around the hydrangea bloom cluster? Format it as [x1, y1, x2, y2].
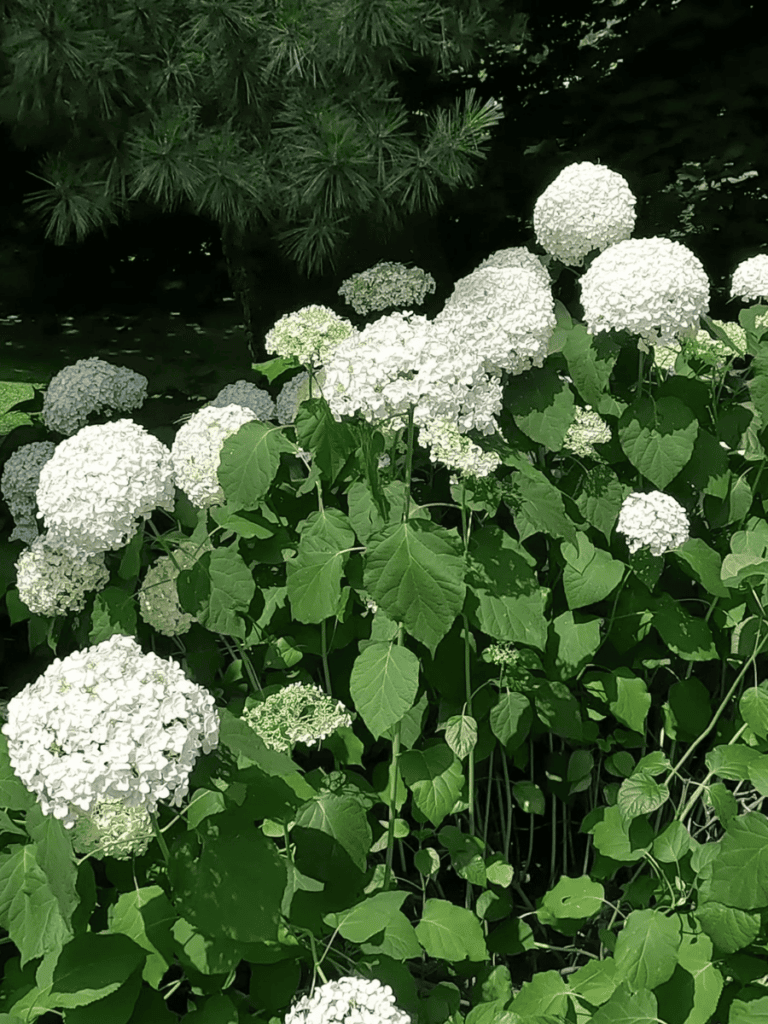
[42, 357, 148, 437]
[533, 161, 637, 267]
[284, 976, 411, 1024]
[338, 261, 436, 316]
[35, 419, 176, 558]
[731, 254, 768, 302]
[616, 491, 690, 557]
[432, 265, 557, 376]
[242, 682, 352, 754]
[580, 237, 710, 351]
[207, 380, 276, 420]
[562, 406, 612, 460]
[265, 305, 355, 368]
[138, 537, 214, 637]
[70, 800, 154, 860]
[1, 440, 56, 545]
[418, 418, 501, 478]
[171, 404, 260, 508]
[1, 633, 220, 829]
[322, 311, 503, 436]
[475, 246, 552, 289]
[680, 319, 749, 368]
[276, 369, 327, 425]
[14, 534, 110, 616]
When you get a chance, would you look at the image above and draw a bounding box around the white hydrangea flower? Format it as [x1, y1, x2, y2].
[42, 357, 149, 437]
[36, 419, 176, 558]
[616, 490, 690, 557]
[580, 237, 710, 351]
[678, 318, 749, 369]
[562, 406, 612, 460]
[533, 161, 637, 267]
[322, 311, 502, 436]
[70, 799, 154, 860]
[338, 261, 436, 316]
[1, 441, 57, 545]
[1, 633, 220, 829]
[418, 418, 501, 479]
[15, 534, 111, 616]
[275, 369, 327, 425]
[432, 265, 557, 376]
[208, 380, 277, 420]
[171, 403, 260, 508]
[475, 246, 552, 289]
[242, 682, 352, 754]
[731, 254, 768, 303]
[265, 305, 355, 367]
[138, 537, 214, 637]
[285, 975, 411, 1024]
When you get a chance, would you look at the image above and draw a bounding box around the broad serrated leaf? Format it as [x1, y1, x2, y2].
[286, 508, 356, 623]
[349, 642, 419, 740]
[617, 771, 669, 822]
[618, 394, 698, 489]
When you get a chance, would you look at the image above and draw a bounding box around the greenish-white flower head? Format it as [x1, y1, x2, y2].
[265, 305, 354, 367]
[338, 261, 436, 316]
[138, 537, 214, 637]
[475, 246, 552, 290]
[275, 369, 327, 425]
[70, 800, 154, 860]
[242, 682, 353, 754]
[679, 319, 747, 368]
[418, 418, 501, 479]
[562, 406, 612, 460]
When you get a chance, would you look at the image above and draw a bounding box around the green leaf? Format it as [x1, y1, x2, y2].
[740, 686, 768, 739]
[609, 670, 651, 734]
[295, 397, 357, 484]
[442, 715, 477, 760]
[694, 900, 761, 954]
[364, 518, 466, 657]
[465, 524, 549, 650]
[663, 676, 712, 741]
[438, 825, 486, 886]
[512, 781, 545, 815]
[560, 321, 620, 409]
[218, 420, 296, 507]
[732, 615, 768, 660]
[560, 533, 625, 610]
[591, 805, 653, 862]
[655, 929, 723, 1024]
[547, 610, 602, 683]
[542, 876, 604, 920]
[503, 362, 576, 451]
[671, 537, 732, 598]
[704, 812, 768, 910]
[293, 791, 373, 877]
[177, 546, 255, 639]
[533, 680, 583, 740]
[652, 821, 692, 862]
[705, 745, 760, 781]
[489, 691, 532, 751]
[617, 771, 669, 823]
[614, 909, 682, 991]
[651, 592, 718, 661]
[415, 899, 488, 962]
[398, 741, 465, 828]
[573, 463, 626, 542]
[286, 508, 356, 624]
[589, 981, 658, 1024]
[507, 970, 571, 1017]
[349, 642, 419, 741]
[705, 783, 738, 827]
[501, 463, 579, 546]
[618, 394, 699, 489]
[730, 995, 768, 1024]
[324, 890, 407, 942]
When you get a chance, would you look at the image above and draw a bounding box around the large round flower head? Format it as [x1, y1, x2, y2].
[265, 304, 355, 367]
[562, 406, 612, 460]
[42, 357, 149, 437]
[207, 380, 276, 420]
[242, 682, 352, 754]
[432, 265, 557, 376]
[15, 534, 110, 617]
[1, 633, 220, 829]
[533, 161, 637, 267]
[338, 261, 437, 316]
[284, 975, 411, 1024]
[275, 368, 327, 425]
[616, 490, 690, 557]
[580, 237, 710, 352]
[138, 537, 214, 637]
[36, 419, 176, 558]
[322, 310, 501, 434]
[475, 246, 551, 289]
[171, 403, 260, 508]
[70, 799, 154, 860]
[418, 417, 501, 479]
[731, 254, 768, 303]
[1, 440, 57, 545]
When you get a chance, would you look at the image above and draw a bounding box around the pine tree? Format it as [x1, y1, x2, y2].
[0, 0, 511, 358]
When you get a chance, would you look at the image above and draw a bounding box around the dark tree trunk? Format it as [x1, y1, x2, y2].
[219, 222, 268, 363]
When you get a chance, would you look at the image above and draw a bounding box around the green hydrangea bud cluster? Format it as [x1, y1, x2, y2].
[138, 537, 214, 637]
[242, 682, 353, 753]
[483, 643, 534, 693]
[338, 261, 436, 316]
[562, 406, 612, 460]
[265, 305, 355, 367]
[70, 800, 154, 860]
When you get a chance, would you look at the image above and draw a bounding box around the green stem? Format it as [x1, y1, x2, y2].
[150, 810, 171, 864]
